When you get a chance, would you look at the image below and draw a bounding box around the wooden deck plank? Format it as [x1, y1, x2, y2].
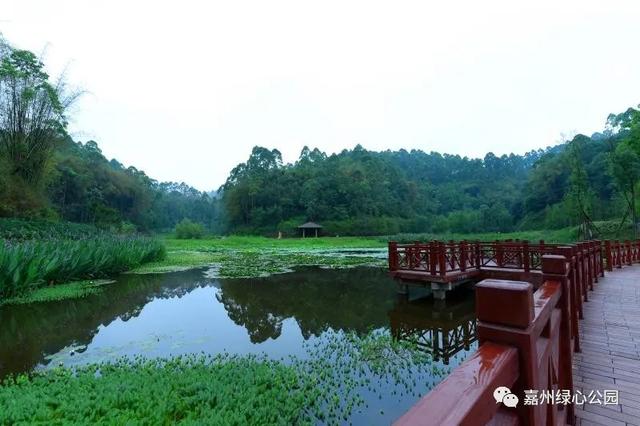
[573, 265, 640, 426]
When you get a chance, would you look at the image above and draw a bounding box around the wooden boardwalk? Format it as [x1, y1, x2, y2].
[574, 264, 640, 426]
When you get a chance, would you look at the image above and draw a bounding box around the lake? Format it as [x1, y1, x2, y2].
[0, 266, 477, 424]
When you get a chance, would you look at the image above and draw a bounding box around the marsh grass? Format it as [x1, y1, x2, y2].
[0, 218, 103, 241]
[0, 332, 446, 425]
[0, 237, 165, 301]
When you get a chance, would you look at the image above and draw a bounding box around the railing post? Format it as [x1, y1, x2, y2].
[574, 245, 584, 315]
[460, 241, 467, 272]
[523, 240, 530, 273]
[541, 254, 574, 424]
[593, 240, 600, 282]
[615, 240, 622, 269]
[579, 243, 589, 292]
[495, 240, 503, 267]
[429, 241, 437, 275]
[438, 241, 446, 277]
[476, 279, 538, 424]
[413, 241, 422, 268]
[475, 241, 481, 270]
[573, 244, 587, 303]
[591, 240, 600, 282]
[626, 240, 633, 266]
[388, 241, 398, 271]
[586, 242, 594, 291]
[604, 240, 612, 272]
[559, 246, 580, 352]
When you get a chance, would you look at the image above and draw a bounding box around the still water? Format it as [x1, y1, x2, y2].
[0, 266, 477, 424]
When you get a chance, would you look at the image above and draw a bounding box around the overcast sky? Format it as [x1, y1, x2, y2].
[2, 1, 640, 190]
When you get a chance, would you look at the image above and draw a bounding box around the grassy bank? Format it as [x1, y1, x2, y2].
[383, 227, 578, 244]
[132, 227, 587, 278]
[132, 236, 386, 277]
[0, 332, 442, 425]
[0, 237, 165, 304]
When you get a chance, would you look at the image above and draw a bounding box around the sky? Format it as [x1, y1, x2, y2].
[2, 1, 640, 190]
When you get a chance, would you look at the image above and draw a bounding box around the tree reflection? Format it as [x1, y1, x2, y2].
[216, 267, 397, 343]
[0, 270, 206, 378]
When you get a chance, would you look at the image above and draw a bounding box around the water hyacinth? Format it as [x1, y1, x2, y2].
[0, 331, 449, 425]
[0, 237, 166, 300]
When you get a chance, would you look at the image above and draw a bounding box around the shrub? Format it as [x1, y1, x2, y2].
[175, 218, 205, 239]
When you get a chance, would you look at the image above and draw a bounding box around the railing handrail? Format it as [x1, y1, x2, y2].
[393, 249, 598, 425]
[389, 239, 610, 276]
[394, 342, 519, 426]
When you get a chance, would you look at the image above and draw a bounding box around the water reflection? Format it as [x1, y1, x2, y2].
[0, 267, 477, 380]
[0, 269, 207, 378]
[216, 267, 396, 343]
[389, 292, 477, 365]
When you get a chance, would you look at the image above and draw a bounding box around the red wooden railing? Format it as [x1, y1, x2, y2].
[388, 239, 606, 278]
[604, 240, 640, 270]
[390, 239, 632, 425]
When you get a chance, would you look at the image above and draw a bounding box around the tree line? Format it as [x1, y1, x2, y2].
[1, 34, 639, 237]
[0, 36, 219, 232]
[220, 112, 640, 237]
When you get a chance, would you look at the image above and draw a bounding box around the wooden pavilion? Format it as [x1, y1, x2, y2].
[297, 222, 322, 238]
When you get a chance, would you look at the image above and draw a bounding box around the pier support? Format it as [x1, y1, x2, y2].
[433, 289, 447, 300]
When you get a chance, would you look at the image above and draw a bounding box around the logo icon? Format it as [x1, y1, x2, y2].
[494, 386, 519, 408]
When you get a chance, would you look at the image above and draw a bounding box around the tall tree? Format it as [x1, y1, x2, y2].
[0, 37, 78, 184]
[608, 106, 640, 238]
[565, 136, 596, 239]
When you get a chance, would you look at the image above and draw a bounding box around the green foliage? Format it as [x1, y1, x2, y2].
[175, 218, 205, 239]
[0, 218, 102, 241]
[0, 279, 115, 305]
[606, 107, 640, 236]
[383, 227, 578, 244]
[220, 107, 640, 237]
[133, 237, 384, 277]
[0, 237, 165, 300]
[222, 145, 541, 236]
[0, 355, 311, 425]
[0, 38, 71, 185]
[0, 332, 442, 425]
[2, 31, 639, 239]
[46, 139, 220, 231]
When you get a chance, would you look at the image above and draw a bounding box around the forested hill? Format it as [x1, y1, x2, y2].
[0, 135, 219, 232]
[1, 36, 638, 236]
[221, 116, 636, 236]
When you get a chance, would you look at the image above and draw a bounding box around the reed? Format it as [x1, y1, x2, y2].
[0, 237, 165, 300]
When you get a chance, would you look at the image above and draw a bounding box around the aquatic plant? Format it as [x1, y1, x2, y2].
[0, 354, 312, 425]
[0, 331, 448, 424]
[134, 246, 385, 277]
[0, 237, 165, 300]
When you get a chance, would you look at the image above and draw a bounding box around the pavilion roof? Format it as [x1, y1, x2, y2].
[297, 222, 323, 229]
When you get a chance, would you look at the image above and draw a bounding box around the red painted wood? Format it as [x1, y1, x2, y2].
[394, 342, 519, 426]
[389, 238, 640, 425]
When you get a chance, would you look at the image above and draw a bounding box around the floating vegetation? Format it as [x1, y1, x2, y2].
[133, 246, 385, 278]
[0, 331, 449, 424]
[0, 354, 311, 425]
[0, 237, 166, 301]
